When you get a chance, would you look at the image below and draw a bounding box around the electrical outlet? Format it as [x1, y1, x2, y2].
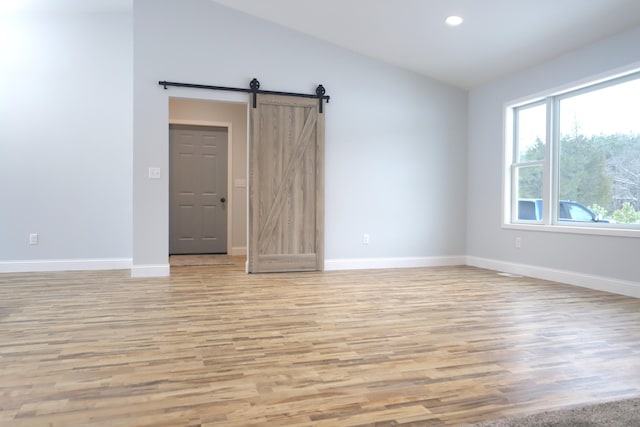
[515, 237, 522, 249]
[29, 233, 39, 245]
[363, 233, 370, 245]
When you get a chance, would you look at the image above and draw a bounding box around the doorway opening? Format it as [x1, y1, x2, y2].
[168, 97, 249, 266]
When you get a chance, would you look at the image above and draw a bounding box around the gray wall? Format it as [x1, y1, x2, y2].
[467, 26, 640, 289]
[0, 5, 132, 266]
[9, 0, 635, 291]
[133, 0, 468, 272]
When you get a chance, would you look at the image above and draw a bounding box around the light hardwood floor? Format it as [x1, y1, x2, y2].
[2, 259, 640, 426]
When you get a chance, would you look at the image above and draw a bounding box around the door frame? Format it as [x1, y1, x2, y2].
[168, 118, 234, 255]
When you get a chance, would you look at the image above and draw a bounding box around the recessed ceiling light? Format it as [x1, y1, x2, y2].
[445, 15, 464, 26]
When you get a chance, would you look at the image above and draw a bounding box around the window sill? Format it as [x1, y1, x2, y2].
[502, 222, 640, 238]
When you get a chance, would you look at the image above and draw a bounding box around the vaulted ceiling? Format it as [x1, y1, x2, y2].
[211, 0, 640, 89]
[6, 0, 639, 89]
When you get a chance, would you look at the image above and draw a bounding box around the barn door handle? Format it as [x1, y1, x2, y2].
[220, 197, 226, 203]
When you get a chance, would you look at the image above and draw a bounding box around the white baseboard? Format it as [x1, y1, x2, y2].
[130, 264, 170, 278]
[0, 258, 132, 273]
[229, 246, 246, 256]
[466, 256, 640, 298]
[4, 254, 636, 299]
[324, 255, 466, 271]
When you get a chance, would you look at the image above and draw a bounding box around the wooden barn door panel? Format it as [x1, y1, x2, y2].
[249, 94, 324, 273]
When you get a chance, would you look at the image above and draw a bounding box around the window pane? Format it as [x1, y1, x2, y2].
[558, 77, 640, 224]
[517, 104, 546, 162]
[515, 165, 543, 220]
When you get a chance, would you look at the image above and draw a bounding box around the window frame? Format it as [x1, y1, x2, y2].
[503, 66, 640, 238]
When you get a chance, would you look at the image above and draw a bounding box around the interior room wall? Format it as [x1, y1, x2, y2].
[168, 98, 248, 254]
[133, 0, 468, 275]
[0, 4, 133, 271]
[467, 26, 640, 295]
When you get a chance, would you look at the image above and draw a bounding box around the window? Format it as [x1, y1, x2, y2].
[506, 70, 640, 231]
[511, 102, 546, 222]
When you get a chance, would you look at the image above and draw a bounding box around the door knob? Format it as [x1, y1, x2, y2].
[220, 197, 226, 203]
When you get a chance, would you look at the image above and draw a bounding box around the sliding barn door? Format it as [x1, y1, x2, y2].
[249, 94, 324, 273]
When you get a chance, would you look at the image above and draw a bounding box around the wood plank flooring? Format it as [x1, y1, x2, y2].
[2, 260, 640, 426]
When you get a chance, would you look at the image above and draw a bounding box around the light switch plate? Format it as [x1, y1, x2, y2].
[148, 167, 161, 179]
